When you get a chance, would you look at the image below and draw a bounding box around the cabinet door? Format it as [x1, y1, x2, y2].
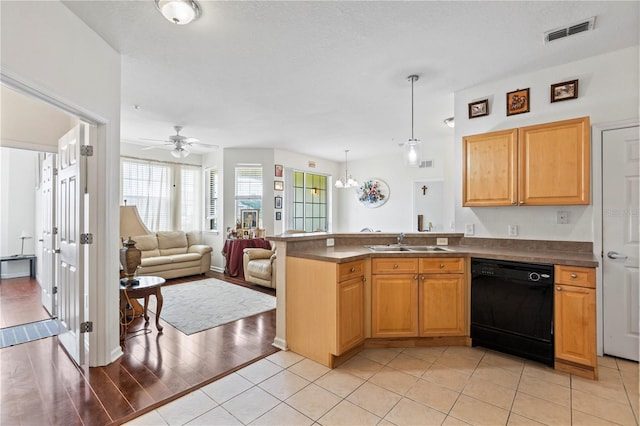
[463, 129, 518, 206]
[554, 284, 596, 367]
[371, 275, 418, 337]
[519, 117, 590, 205]
[419, 274, 465, 336]
[335, 277, 364, 354]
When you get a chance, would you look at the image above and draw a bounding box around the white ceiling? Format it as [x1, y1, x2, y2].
[63, 1, 639, 162]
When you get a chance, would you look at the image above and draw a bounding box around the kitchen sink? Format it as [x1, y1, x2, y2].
[365, 245, 452, 252]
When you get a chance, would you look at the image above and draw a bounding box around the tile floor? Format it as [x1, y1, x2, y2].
[127, 346, 639, 425]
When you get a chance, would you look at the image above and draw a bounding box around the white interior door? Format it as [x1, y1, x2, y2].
[603, 125, 639, 361]
[40, 153, 57, 316]
[57, 125, 86, 366]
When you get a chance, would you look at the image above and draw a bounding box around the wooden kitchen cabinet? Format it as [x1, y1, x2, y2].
[554, 265, 598, 380]
[287, 257, 365, 367]
[372, 257, 466, 338]
[463, 116, 590, 207]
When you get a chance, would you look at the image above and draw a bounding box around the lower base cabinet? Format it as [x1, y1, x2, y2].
[419, 274, 465, 336]
[554, 265, 598, 379]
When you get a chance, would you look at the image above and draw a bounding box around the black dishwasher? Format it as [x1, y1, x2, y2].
[471, 258, 554, 366]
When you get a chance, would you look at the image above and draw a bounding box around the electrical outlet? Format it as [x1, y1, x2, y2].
[508, 225, 518, 237]
[326, 238, 335, 247]
[465, 224, 475, 236]
[557, 211, 569, 224]
[436, 237, 448, 246]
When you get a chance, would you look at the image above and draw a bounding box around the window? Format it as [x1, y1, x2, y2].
[121, 158, 201, 231]
[235, 166, 262, 226]
[205, 168, 218, 232]
[291, 171, 328, 232]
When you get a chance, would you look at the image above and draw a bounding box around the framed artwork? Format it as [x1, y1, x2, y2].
[275, 211, 282, 221]
[506, 88, 530, 116]
[275, 164, 283, 177]
[240, 209, 258, 229]
[274, 181, 284, 191]
[274, 195, 282, 209]
[356, 178, 390, 208]
[468, 99, 489, 119]
[551, 79, 578, 102]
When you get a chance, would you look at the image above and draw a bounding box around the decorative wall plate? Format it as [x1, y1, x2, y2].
[356, 178, 390, 208]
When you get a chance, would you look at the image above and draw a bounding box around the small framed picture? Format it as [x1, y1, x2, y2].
[274, 195, 282, 209]
[274, 181, 284, 191]
[275, 164, 283, 177]
[506, 88, 530, 116]
[468, 99, 489, 119]
[275, 211, 282, 221]
[551, 79, 578, 103]
[240, 209, 258, 229]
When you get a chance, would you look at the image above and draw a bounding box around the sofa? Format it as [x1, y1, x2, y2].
[130, 231, 213, 280]
[243, 247, 276, 288]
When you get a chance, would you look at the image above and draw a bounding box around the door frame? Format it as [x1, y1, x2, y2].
[592, 118, 639, 357]
[2, 70, 122, 366]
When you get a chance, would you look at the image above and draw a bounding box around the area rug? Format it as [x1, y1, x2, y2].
[147, 278, 275, 335]
[0, 318, 65, 349]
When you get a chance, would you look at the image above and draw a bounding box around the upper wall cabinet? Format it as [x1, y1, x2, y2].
[463, 116, 590, 207]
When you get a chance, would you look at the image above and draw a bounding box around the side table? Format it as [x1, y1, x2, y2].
[119, 275, 165, 343]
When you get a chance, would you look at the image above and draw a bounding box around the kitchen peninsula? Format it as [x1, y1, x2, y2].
[270, 232, 600, 379]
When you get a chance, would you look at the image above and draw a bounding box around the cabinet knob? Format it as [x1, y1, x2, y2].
[570, 273, 577, 279]
[414, 275, 419, 280]
[557, 286, 562, 291]
[362, 277, 366, 282]
[519, 201, 525, 205]
[511, 201, 516, 205]
[393, 264, 399, 269]
[421, 275, 425, 280]
[439, 263, 445, 268]
[350, 267, 356, 272]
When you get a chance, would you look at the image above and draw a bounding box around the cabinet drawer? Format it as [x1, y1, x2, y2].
[420, 257, 465, 273]
[554, 265, 595, 288]
[372, 258, 418, 274]
[338, 260, 364, 282]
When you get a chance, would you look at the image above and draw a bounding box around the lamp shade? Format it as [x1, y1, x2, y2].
[404, 139, 421, 167]
[171, 146, 190, 158]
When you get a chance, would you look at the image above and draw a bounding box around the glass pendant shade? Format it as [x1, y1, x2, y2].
[171, 146, 190, 158]
[404, 139, 421, 167]
[155, 0, 200, 25]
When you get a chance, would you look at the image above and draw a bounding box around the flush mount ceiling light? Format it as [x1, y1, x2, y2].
[403, 75, 422, 167]
[155, 0, 200, 25]
[335, 150, 358, 188]
[444, 117, 455, 128]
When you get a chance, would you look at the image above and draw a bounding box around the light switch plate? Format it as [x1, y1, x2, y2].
[326, 238, 335, 247]
[465, 224, 475, 236]
[508, 225, 518, 236]
[436, 237, 448, 246]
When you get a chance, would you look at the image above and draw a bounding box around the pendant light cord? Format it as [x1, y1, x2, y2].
[408, 75, 419, 141]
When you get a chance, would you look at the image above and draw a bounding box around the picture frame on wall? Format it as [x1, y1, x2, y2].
[468, 99, 489, 119]
[274, 195, 282, 209]
[506, 88, 530, 116]
[275, 164, 283, 177]
[550, 79, 578, 103]
[274, 181, 284, 191]
[240, 209, 259, 229]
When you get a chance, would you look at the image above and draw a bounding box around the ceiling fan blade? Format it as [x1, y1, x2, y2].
[188, 142, 219, 149]
[183, 137, 200, 143]
[140, 143, 173, 150]
[139, 137, 170, 143]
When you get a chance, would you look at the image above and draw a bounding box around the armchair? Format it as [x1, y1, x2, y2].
[242, 247, 276, 289]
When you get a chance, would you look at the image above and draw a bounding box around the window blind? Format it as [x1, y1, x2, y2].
[206, 168, 218, 231]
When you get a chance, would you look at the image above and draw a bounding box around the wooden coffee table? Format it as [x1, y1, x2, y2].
[119, 275, 165, 342]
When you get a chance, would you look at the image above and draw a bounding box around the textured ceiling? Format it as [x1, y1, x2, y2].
[62, 1, 639, 161]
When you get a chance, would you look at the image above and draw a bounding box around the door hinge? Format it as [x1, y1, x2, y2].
[52, 286, 58, 294]
[80, 321, 93, 333]
[52, 226, 58, 235]
[80, 233, 93, 244]
[53, 167, 58, 176]
[80, 145, 94, 156]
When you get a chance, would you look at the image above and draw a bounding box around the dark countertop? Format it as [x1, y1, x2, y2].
[285, 243, 599, 268]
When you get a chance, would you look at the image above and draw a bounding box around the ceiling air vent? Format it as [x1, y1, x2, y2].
[419, 159, 434, 169]
[544, 17, 596, 44]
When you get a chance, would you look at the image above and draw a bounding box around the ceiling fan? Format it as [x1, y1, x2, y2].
[141, 125, 218, 158]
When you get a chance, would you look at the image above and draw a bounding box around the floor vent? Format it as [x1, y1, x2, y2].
[544, 17, 596, 44]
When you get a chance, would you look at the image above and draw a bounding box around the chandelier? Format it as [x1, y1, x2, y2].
[335, 150, 358, 188]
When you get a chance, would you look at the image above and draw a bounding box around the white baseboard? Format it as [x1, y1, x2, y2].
[272, 337, 288, 351]
[210, 266, 225, 273]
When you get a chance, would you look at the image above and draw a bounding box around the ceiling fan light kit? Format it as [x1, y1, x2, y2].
[403, 75, 422, 167]
[155, 0, 200, 25]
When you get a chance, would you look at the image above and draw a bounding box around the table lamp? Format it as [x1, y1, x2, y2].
[19, 231, 32, 256]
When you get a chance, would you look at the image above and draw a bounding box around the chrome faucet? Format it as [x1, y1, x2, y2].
[397, 232, 405, 245]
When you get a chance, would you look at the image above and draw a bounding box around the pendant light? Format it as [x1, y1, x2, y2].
[404, 75, 422, 167]
[335, 150, 358, 188]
